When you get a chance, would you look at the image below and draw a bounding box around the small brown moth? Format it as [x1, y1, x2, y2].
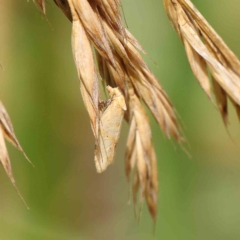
[95, 86, 126, 173]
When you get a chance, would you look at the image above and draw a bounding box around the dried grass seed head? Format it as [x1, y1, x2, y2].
[53, 0, 184, 222]
[164, 0, 240, 124]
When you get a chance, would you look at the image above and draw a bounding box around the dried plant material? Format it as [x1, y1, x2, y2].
[0, 102, 32, 166]
[35, 0, 46, 14]
[0, 101, 30, 208]
[72, 17, 100, 140]
[212, 78, 228, 125]
[95, 86, 126, 173]
[164, 0, 240, 123]
[54, 0, 72, 21]
[125, 89, 158, 222]
[53, 0, 184, 222]
[183, 39, 211, 98]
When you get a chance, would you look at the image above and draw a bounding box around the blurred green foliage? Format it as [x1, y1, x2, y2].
[1, 0, 240, 239]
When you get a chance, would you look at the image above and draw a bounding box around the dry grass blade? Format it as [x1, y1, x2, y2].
[164, 0, 240, 123]
[53, 0, 184, 221]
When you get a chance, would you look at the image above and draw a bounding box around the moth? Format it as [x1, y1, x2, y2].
[94, 86, 126, 173]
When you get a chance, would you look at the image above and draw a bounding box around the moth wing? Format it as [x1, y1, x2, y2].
[95, 87, 126, 173]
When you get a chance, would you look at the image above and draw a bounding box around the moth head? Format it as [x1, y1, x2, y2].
[106, 86, 127, 111]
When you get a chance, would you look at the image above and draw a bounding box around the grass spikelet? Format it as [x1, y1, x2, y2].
[164, 0, 240, 124]
[126, 88, 158, 223]
[0, 101, 30, 208]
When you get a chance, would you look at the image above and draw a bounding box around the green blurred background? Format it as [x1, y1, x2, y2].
[1, 0, 240, 239]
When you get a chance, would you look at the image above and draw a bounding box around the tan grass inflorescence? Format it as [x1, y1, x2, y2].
[32, 0, 240, 222]
[164, 0, 240, 124]
[51, 0, 183, 222]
